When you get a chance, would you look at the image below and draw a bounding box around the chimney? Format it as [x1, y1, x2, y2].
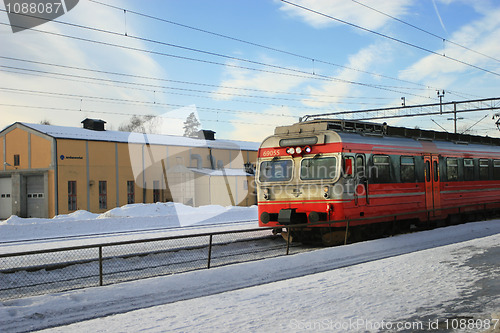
[82, 118, 106, 131]
[197, 129, 216, 140]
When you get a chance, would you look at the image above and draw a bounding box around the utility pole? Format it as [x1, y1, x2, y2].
[447, 102, 463, 133]
[437, 90, 445, 114]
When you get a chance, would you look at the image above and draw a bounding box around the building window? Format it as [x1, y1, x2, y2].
[68, 181, 77, 211]
[400, 156, 415, 183]
[464, 159, 474, 181]
[127, 181, 135, 204]
[99, 181, 107, 209]
[479, 159, 490, 180]
[153, 180, 160, 203]
[13, 154, 20, 166]
[446, 158, 458, 181]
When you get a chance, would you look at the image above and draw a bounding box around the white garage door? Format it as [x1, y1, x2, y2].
[0, 177, 12, 219]
[27, 175, 45, 218]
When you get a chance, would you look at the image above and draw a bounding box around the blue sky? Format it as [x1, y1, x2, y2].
[1, 0, 500, 141]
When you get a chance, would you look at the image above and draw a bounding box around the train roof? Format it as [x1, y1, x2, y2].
[274, 119, 500, 146]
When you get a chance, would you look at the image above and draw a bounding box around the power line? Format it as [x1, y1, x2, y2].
[87, 0, 445, 93]
[0, 102, 284, 127]
[0, 86, 303, 118]
[0, 66, 391, 115]
[281, 0, 500, 78]
[87, 0, 481, 101]
[351, 0, 500, 64]
[0, 11, 437, 99]
[0, 55, 397, 101]
[0, 64, 389, 107]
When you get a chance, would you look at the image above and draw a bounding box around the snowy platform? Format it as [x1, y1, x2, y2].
[1, 220, 499, 332]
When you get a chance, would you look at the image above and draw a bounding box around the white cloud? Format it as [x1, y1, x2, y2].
[278, 0, 412, 30]
[301, 43, 385, 108]
[227, 106, 297, 142]
[399, 6, 500, 83]
[0, 0, 166, 129]
[212, 59, 309, 101]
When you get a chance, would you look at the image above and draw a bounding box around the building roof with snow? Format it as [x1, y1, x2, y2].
[2, 122, 260, 151]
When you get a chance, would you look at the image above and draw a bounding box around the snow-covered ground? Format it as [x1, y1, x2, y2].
[0, 203, 259, 254]
[1, 219, 499, 333]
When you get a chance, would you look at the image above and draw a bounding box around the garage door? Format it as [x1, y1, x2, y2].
[0, 177, 12, 219]
[27, 175, 45, 218]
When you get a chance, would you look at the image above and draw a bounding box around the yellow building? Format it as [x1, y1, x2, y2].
[0, 119, 258, 219]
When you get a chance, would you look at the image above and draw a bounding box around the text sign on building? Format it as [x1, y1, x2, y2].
[3, 0, 79, 33]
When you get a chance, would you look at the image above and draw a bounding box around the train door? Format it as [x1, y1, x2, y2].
[424, 155, 441, 217]
[355, 154, 368, 206]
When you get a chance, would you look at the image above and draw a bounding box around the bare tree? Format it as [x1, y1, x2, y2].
[119, 114, 156, 133]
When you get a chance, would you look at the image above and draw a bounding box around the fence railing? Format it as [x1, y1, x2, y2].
[1, 200, 499, 301]
[0, 226, 313, 301]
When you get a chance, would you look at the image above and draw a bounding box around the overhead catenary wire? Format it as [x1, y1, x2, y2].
[86, 0, 482, 100]
[0, 65, 390, 108]
[0, 55, 397, 101]
[0, 10, 441, 100]
[0, 102, 286, 127]
[280, 0, 500, 78]
[350, 0, 500, 64]
[0, 67, 392, 119]
[0, 4, 496, 131]
[86, 0, 444, 93]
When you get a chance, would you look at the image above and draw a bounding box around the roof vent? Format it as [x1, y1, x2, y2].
[197, 129, 215, 140]
[82, 118, 106, 131]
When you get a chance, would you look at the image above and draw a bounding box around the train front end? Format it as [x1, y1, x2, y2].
[256, 121, 348, 244]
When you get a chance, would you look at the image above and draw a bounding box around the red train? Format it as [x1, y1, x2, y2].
[256, 119, 500, 245]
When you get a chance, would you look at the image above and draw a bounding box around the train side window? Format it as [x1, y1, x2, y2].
[356, 155, 365, 178]
[479, 159, 490, 180]
[373, 155, 391, 183]
[344, 156, 354, 177]
[401, 156, 415, 182]
[464, 159, 474, 181]
[425, 160, 430, 182]
[446, 158, 458, 181]
[493, 160, 500, 180]
[433, 160, 439, 182]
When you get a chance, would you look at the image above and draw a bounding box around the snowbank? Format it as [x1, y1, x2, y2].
[0, 203, 258, 242]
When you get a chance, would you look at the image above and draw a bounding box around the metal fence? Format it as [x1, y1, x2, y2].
[1, 201, 499, 301]
[0, 226, 313, 301]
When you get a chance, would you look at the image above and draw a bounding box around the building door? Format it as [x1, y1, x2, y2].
[424, 155, 441, 217]
[27, 175, 45, 218]
[0, 177, 12, 219]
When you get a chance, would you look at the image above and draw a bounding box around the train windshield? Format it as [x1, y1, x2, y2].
[300, 157, 338, 180]
[259, 159, 293, 182]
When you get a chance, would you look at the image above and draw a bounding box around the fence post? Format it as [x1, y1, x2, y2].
[207, 235, 213, 269]
[99, 246, 103, 286]
[344, 220, 349, 245]
[286, 228, 291, 255]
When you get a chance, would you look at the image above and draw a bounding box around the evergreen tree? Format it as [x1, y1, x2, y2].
[183, 112, 201, 137]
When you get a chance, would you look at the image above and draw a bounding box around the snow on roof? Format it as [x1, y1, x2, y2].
[18, 123, 260, 151]
[189, 168, 252, 177]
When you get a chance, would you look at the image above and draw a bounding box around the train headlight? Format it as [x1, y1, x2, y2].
[323, 186, 330, 199]
[295, 146, 302, 154]
[304, 146, 312, 153]
[263, 188, 270, 200]
[286, 147, 295, 155]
